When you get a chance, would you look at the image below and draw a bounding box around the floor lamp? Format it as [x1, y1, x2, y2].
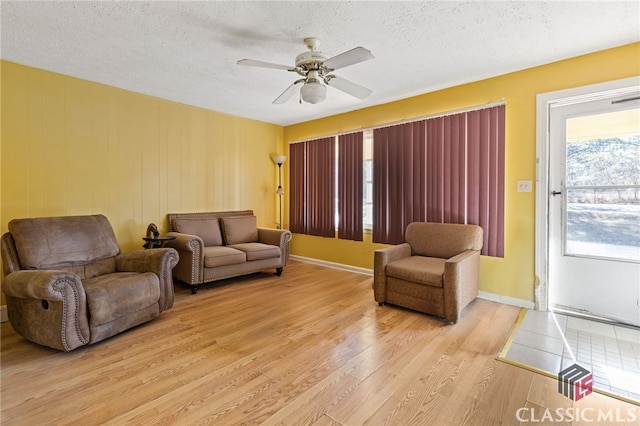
[272, 155, 286, 229]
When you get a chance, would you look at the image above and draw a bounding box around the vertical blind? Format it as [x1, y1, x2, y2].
[289, 103, 505, 257]
[372, 104, 505, 256]
[289, 137, 335, 237]
[338, 132, 364, 241]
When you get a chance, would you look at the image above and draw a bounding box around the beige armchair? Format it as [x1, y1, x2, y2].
[1, 215, 178, 351]
[373, 222, 483, 324]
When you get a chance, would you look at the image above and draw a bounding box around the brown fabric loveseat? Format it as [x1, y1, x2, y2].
[165, 210, 292, 294]
[373, 222, 483, 324]
[1, 214, 179, 351]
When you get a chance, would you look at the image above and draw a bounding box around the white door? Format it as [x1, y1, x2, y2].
[548, 91, 640, 326]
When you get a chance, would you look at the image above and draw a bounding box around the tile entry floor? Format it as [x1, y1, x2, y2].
[505, 309, 640, 401]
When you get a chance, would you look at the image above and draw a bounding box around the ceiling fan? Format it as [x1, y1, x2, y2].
[237, 37, 374, 105]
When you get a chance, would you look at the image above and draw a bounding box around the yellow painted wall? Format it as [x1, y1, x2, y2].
[2, 43, 638, 308]
[1, 61, 285, 304]
[283, 42, 640, 303]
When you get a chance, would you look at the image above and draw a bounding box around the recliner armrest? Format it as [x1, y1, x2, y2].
[2, 270, 90, 351]
[116, 248, 179, 311]
[3, 269, 86, 301]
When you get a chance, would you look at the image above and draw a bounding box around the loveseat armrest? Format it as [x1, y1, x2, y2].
[443, 249, 481, 323]
[373, 243, 412, 302]
[258, 228, 292, 266]
[164, 232, 205, 285]
[2, 270, 90, 351]
[116, 248, 179, 312]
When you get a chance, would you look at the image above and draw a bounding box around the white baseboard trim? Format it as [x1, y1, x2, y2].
[1, 305, 8, 323]
[478, 291, 535, 309]
[289, 255, 373, 276]
[290, 255, 535, 309]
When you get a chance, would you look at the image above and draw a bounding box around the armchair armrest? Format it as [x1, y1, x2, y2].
[116, 248, 179, 312]
[373, 243, 412, 302]
[443, 249, 481, 323]
[2, 270, 90, 351]
[164, 232, 204, 285]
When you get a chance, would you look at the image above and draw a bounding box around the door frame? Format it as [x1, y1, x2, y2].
[534, 76, 640, 312]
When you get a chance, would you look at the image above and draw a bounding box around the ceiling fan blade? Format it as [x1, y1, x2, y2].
[273, 80, 304, 104]
[326, 76, 372, 99]
[323, 47, 374, 71]
[237, 59, 295, 71]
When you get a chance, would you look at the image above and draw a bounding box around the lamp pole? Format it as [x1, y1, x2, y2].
[272, 155, 286, 229]
[277, 163, 283, 229]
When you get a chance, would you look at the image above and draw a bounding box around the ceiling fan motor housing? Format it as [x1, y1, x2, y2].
[295, 51, 329, 70]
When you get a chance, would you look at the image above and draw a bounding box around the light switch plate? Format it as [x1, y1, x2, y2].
[517, 180, 532, 192]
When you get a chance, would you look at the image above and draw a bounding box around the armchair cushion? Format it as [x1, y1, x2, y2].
[386, 256, 445, 288]
[174, 218, 223, 246]
[83, 272, 160, 327]
[9, 215, 120, 269]
[220, 216, 258, 245]
[405, 222, 483, 259]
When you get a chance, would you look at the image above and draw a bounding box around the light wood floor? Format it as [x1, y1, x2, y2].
[1, 260, 637, 425]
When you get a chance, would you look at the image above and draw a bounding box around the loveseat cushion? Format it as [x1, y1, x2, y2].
[83, 272, 160, 327]
[228, 243, 281, 261]
[220, 216, 258, 245]
[386, 256, 445, 288]
[173, 218, 223, 246]
[203, 246, 246, 267]
[8, 215, 120, 269]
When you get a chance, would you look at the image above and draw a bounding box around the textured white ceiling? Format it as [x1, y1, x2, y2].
[2, 1, 639, 126]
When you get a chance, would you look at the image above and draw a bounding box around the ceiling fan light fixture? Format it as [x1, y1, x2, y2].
[300, 80, 326, 104]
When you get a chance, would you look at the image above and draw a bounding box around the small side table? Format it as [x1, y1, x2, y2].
[142, 236, 176, 249]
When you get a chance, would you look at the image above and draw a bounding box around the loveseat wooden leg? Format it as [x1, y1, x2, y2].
[191, 285, 198, 294]
[275, 267, 283, 276]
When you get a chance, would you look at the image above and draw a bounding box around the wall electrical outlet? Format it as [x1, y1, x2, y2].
[517, 180, 532, 192]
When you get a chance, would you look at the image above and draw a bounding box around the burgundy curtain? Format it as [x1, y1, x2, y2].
[338, 132, 363, 241]
[426, 114, 466, 224]
[467, 105, 505, 257]
[373, 121, 427, 244]
[372, 105, 505, 257]
[289, 142, 307, 234]
[307, 137, 335, 237]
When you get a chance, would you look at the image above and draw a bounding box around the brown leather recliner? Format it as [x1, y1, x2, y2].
[374, 222, 483, 324]
[1, 214, 179, 351]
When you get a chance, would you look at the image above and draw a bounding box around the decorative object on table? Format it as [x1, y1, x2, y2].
[1, 214, 178, 351]
[147, 223, 160, 238]
[271, 155, 286, 229]
[142, 223, 176, 249]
